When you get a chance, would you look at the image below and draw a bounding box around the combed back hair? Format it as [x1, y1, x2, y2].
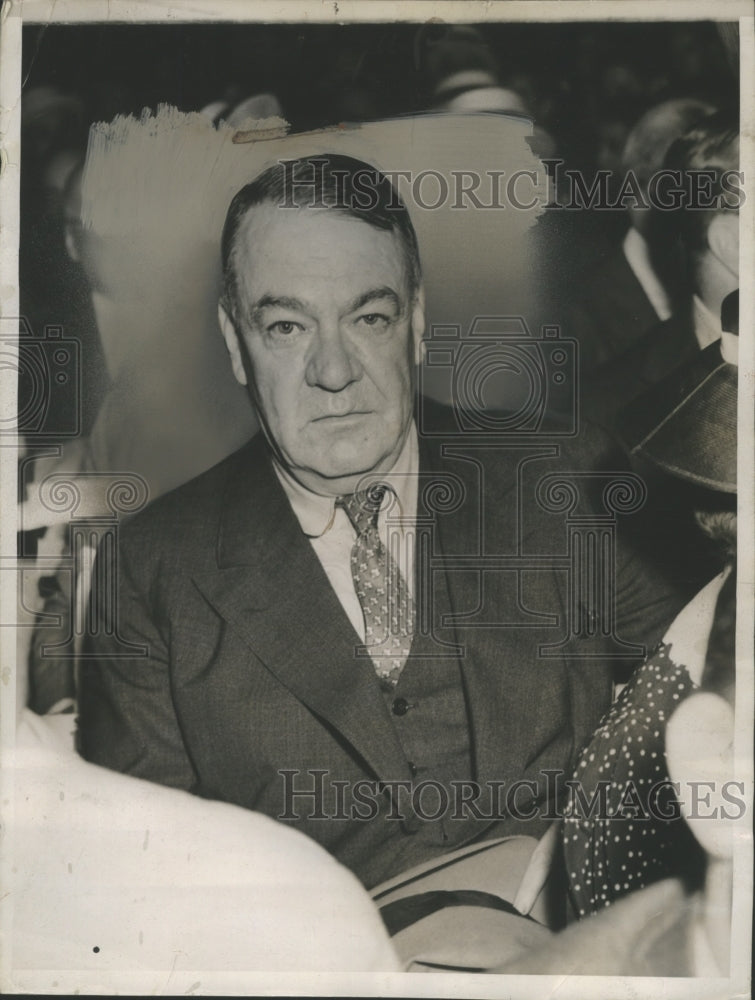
[220, 153, 422, 326]
[621, 98, 716, 191]
[663, 110, 740, 251]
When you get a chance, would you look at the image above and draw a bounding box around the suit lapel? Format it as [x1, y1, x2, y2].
[193, 436, 412, 783]
[194, 423, 545, 790]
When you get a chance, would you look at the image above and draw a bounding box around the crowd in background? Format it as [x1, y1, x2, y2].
[19, 19, 738, 444]
[21, 20, 736, 155]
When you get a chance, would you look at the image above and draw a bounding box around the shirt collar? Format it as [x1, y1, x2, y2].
[622, 227, 673, 322]
[274, 423, 419, 539]
[692, 294, 722, 351]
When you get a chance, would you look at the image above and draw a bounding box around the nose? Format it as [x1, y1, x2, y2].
[305, 324, 362, 392]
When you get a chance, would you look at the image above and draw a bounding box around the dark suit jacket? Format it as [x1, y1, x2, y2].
[582, 307, 699, 435]
[564, 244, 662, 375]
[77, 401, 683, 888]
[581, 308, 720, 603]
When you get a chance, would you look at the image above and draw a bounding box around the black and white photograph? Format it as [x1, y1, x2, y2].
[0, 1, 752, 995]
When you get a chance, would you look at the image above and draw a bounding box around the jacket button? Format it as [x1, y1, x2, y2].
[392, 697, 410, 716]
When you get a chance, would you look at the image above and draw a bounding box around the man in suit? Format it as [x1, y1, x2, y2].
[582, 113, 739, 596]
[563, 98, 714, 374]
[78, 154, 682, 891]
[584, 110, 739, 430]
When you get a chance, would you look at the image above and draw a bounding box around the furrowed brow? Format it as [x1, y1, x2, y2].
[346, 287, 401, 314]
[251, 294, 310, 318]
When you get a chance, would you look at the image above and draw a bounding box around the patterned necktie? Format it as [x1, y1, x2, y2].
[337, 484, 415, 688]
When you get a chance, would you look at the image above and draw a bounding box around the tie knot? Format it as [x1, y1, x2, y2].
[337, 483, 388, 536]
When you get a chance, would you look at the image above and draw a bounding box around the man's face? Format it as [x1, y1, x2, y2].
[220, 202, 424, 496]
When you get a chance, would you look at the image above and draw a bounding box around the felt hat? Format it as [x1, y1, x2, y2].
[616, 290, 738, 493]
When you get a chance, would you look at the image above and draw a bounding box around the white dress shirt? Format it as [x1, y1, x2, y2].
[274, 425, 419, 641]
[622, 227, 673, 322]
[692, 293, 723, 351]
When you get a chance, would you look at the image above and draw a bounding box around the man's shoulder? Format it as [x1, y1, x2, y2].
[416, 395, 457, 436]
[121, 433, 265, 549]
[563, 240, 659, 370]
[417, 395, 621, 479]
[581, 307, 695, 433]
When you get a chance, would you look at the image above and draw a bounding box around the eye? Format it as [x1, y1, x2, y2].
[357, 313, 391, 329]
[268, 320, 303, 336]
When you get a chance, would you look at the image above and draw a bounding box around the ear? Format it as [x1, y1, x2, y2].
[411, 285, 426, 366]
[707, 213, 739, 277]
[218, 302, 248, 387]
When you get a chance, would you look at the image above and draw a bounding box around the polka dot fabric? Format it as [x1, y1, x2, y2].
[564, 642, 704, 916]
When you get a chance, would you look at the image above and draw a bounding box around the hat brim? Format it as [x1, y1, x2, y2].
[616, 341, 737, 493]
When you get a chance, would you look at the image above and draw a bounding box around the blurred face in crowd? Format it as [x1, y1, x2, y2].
[219, 202, 424, 496]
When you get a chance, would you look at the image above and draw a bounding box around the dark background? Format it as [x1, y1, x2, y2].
[22, 20, 737, 171]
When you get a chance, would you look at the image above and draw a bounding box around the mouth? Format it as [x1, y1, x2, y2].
[311, 410, 371, 423]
